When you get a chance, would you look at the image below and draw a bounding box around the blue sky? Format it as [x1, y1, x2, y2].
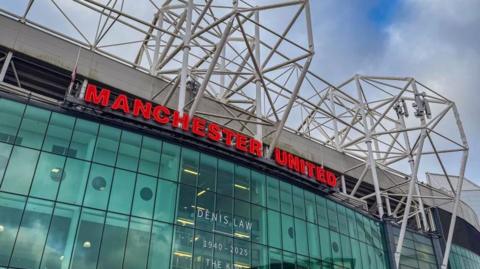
[306, 0, 480, 183]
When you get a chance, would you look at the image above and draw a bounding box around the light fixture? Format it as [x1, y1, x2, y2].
[174, 251, 192, 258]
[140, 187, 153, 201]
[0, 224, 4, 232]
[50, 167, 65, 182]
[197, 190, 206, 196]
[83, 241, 92, 248]
[234, 263, 251, 269]
[183, 169, 198, 175]
[177, 218, 194, 226]
[234, 232, 250, 239]
[59, 255, 64, 261]
[92, 176, 107, 191]
[234, 184, 249, 190]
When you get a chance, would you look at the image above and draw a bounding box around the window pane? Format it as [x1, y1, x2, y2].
[234, 199, 250, 239]
[57, 158, 90, 205]
[0, 193, 26, 266]
[305, 191, 317, 224]
[42, 113, 75, 155]
[10, 198, 54, 269]
[123, 218, 151, 269]
[15, 105, 50, 149]
[316, 196, 328, 227]
[251, 243, 268, 269]
[171, 225, 193, 269]
[138, 136, 162, 177]
[234, 165, 250, 201]
[70, 208, 105, 269]
[148, 221, 173, 269]
[97, 213, 128, 269]
[281, 214, 295, 253]
[29, 152, 66, 200]
[213, 234, 232, 269]
[193, 230, 214, 269]
[266, 176, 280, 210]
[280, 181, 293, 215]
[345, 208, 358, 239]
[132, 174, 156, 219]
[329, 231, 341, 264]
[215, 194, 233, 234]
[283, 251, 295, 269]
[154, 178, 177, 223]
[269, 248, 282, 269]
[198, 154, 216, 192]
[350, 238, 363, 269]
[341, 235, 353, 268]
[217, 160, 234, 197]
[251, 204, 267, 245]
[293, 186, 306, 219]
[116, 131, 141, 171]
[159, 142, 180, 181]
[327, 200, 339, 232]
[108, 169, 136, 214]
[267, 210, 281, 248]
[196, 189, 215, 232]
[176, 184, 196, 227]
[93, 124, 120, 166]
[295, 218, 309, 256]
[179, 148, 199, 186]
[1, 146, 39, 195]
[234, 238, 250, 269]
[0, 142, 13, 186]
[251, 171, 266, 206]
[40, 203, 80, 269]
[307, 222, 321, 259]
[83, 164, 114, 210]
[319, 226, 331, 261]
[0, 98, 25, 144]
[69, 119, 98, 160]
[337, 205, 348, 236]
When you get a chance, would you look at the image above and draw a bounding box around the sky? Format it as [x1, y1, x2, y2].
[305, 0, 480, 183]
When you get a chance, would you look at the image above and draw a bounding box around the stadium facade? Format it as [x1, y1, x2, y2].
[0, 1, 479, 269]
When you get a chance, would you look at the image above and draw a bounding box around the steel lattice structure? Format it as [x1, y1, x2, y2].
[0, 1, 470, 268]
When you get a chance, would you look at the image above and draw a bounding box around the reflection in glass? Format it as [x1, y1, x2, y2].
[198, 154, 216, 192]
[132, 174, 156, 218]
[116, 131, 141, 171]
[0, 143, 13, 187]
[1, 146, 39, 195]
[0, 98, 25, 144]
[124, 218, 151, 269]
[159, 142, 180, 181]
[42, 113, 75, 155]
[108, 169, 136, 214]
[171, 225, 193, 269]
[138, 136, 162, 177]
[15, 105, 50, 149]
[180, 148, 199, 186]
[149, 222, 173, 269]
[154, 179, 177, 223]
[97, 213, 128, 269]
[29, 152, 66, 200]
[0, 193, 26, 266]
[234, 165, 250, 201]
[251, 171, 266, 207]
[83, 164, 114, 210]
[69, 119, 98, 161]
[266, 176, 280, 211]
[92, 125, 120, 166]
[57, 158, 90, 205]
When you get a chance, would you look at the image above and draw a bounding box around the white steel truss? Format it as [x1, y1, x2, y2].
[0, 1, 470, 268]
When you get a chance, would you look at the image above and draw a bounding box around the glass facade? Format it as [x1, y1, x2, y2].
[0, 96, 475, 269]
[449, 244, 480, 269]
[390, 227, 438, 269]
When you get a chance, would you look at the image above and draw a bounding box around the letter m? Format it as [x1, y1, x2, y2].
[84, 83, 110, 106]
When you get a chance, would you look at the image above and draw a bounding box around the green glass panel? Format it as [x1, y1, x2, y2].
[319, 226, 331, 261]
[179, 148, 199, 186]
[266, 176, 280, 210]
[350, 238, 363, 269]
[83, 164, 114, 210]
[193, 230, 213, 269]
[234, 238, 250, 268]
[355, 213, 366, 242]
[0, 98, 25, 144]
[108, 169, 136, 214]
[316, 195, 328, 227]
[197, 153, 216, 192]
[175, 184, 196, 227]
[171, 225, 193, 269]
[15, 105, 50, 149]
[138, 136, 162, 177]
[234, 165, 250, 201]
[148, 221, 173, 269]
[269, 248, 282, 268]
[267, 210, 281, 248]
[345, 208, 358, 238]
[305, 191, 317, 224]
[92, 124, 120, 166]
[217, 159, 234, 197]
[116, 131, 141, 171]
[293, 186, 306, 219]
[330, 231, 342, 263]
[251, 243, 268, 269]
[340, 234, 352, 268]
[251, 204, 267, 245]
[280, 181, 293, 215]
[196, 189, 215, 232]
[123, 217, 151, 269]
[159, 142, 180, 181]
[1, 146, 39, 195]
[234, 199, 250, 238]
[97, 213, 128, 269]
[307, 222, 321, 258]
[326, 199, 339, 232]
[154, 178, 177, 223]
[40, 203, 80, 269]
[215, 194, 233, 234]
[283, 251, 296, 269]
[336, 205, 348, 235]
[42, 112, 75, 154]
[69, 119, 98, 160]
[57, 158, 90, 205]
[132, 174, 156, 218]
[0, 192, 26, 266]
[297, 254, 309, 269]
[29, 152, 66, 200]
[213, 234, 232, 269]
[295, 218, 309, 256]
[70, 208, 105, 269]
[0, 142, 13, 186]
[281, 213, 295, 253]
[251, 171, 266, 206]
[10, 198, 54, 269]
